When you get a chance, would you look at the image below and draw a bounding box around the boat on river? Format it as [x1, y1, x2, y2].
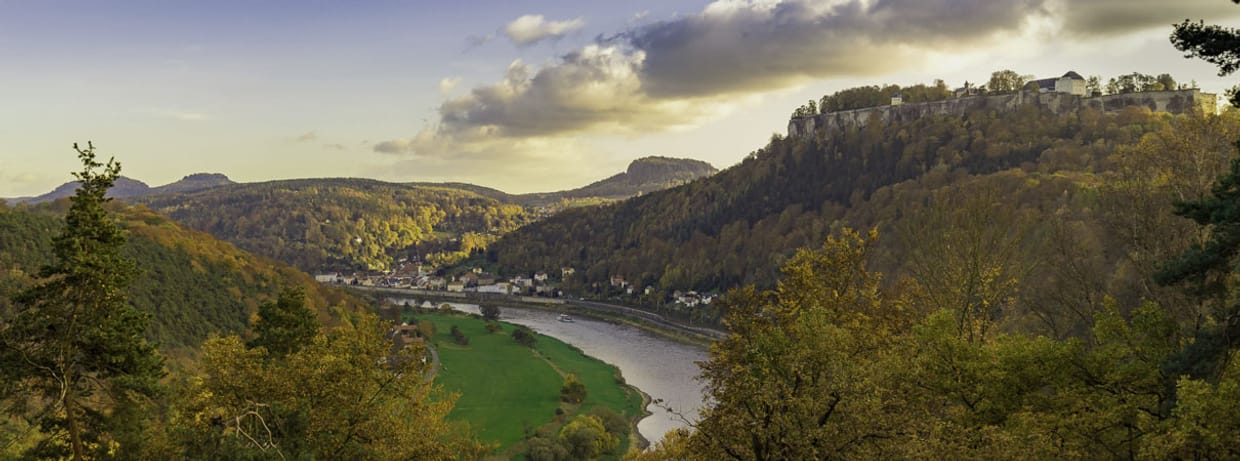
[558, 314, 574, 323]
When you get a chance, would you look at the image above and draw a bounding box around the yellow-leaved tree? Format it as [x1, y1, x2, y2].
[170, 290, 485, 460]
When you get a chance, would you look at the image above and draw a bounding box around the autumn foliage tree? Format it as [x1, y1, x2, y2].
[175, 310, 484, 459]
[688, 229, 920, 459]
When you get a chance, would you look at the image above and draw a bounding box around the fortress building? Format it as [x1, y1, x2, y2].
[788, 71, 1216, 139]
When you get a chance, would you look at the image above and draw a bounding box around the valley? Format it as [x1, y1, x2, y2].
[6, 2, 1240, 459]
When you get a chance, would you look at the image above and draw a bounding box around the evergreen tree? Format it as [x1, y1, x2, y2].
[248, 287, 318, 358]
[1156, 0, 1240, 380]
[0, 143, 163, 459]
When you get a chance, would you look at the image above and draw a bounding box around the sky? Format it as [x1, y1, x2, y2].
[3, 0, 1240, 197]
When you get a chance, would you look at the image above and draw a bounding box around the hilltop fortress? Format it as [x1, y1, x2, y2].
[788, 72, 1217, 138]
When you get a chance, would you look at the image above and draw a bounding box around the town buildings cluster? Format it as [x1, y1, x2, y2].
[316, 261, 717, 308]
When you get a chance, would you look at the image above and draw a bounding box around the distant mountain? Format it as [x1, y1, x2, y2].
[514, 156, 718, 207]
[410, 156, 717, 209]
[149, 173, 235, 195]
[7, 173, 234, 204]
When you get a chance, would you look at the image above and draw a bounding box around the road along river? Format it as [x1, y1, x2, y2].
[392, 299, 709, 444]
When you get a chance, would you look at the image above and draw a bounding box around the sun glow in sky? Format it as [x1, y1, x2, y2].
[3, 0, 1240, 197]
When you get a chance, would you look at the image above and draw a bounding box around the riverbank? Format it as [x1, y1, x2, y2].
[350, 285, 723, 348]
[414, 310, 647, 459]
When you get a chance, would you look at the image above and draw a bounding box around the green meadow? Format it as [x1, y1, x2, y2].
[418, 312, 646, 458]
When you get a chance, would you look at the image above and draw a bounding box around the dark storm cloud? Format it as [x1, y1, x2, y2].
[1058, 0, 1240, 37]
[627, 0, 1046, 97]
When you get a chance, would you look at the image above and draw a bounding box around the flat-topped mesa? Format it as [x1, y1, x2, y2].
[789, 73, 1217, 139]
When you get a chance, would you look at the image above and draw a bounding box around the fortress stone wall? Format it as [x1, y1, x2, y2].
[787, 89, 1217, 138]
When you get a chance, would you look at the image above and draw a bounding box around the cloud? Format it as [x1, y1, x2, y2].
[296, 131, 318, 142]
[504, 14, 586, 46]
[1054, 0, 1240, 37]
[324, 143, 346, 150]
[374, 138, 416, 154]
[625, 0, 1048, 98]
[438, 77, 462, 96]
[464, 34, 495, 50]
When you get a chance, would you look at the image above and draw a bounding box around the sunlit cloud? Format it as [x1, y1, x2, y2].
[438, 77, 462, 96]
[503, 14, 586, 46]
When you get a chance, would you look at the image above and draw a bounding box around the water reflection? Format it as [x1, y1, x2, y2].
[393, 299, 707, 444]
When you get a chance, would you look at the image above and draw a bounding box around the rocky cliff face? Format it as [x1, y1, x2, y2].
[788, 89, 1216, 138]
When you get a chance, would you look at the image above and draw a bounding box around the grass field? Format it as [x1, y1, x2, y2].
[419, 312, 646, 457]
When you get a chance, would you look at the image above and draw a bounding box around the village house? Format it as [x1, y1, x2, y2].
[609, 275, 628, 288]
[447, 281, 466, 292]
[314, 273, 339, 283]
[561, 267, 576, 278]
[423, 276, 447, 290]
[512, 275, 534, 288]
[676, 291, 702, 307]
[534, 272, 549, 282]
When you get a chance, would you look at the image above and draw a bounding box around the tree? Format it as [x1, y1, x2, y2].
[480, 303, 501, 321]
[512, 327, 537, 348]
[0, 142, 164, 460]
[559, 414, 618, 460]
[1156, 73, 1178, 92]
[1155, 0, 1240, 381]
[986, 69, 1026, 93]
[560, 373, 587, 404]
[450, 324, 469, 346]
[248, 287, 318, 358]
[1086, 75, 1102, 95]
[176, 311, 485, 459]
[1173, 10, 1240, 85]
[898, 187, 1034, 343]
[688, 229, 918, 459]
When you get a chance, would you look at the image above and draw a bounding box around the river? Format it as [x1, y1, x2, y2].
[392, 299, 708, 444]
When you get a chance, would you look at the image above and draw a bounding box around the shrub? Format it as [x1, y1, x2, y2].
[512, 327, 536, 348]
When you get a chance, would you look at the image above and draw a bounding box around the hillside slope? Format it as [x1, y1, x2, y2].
[134, 178, 530, 273]
[0, 200, 366, 352]
[484, 104, 1237, 329]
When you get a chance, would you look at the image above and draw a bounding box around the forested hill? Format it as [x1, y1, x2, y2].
[0, 200, 365, 352]
[133, 178, 530, 272]
[486, 104, 1240, 321]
